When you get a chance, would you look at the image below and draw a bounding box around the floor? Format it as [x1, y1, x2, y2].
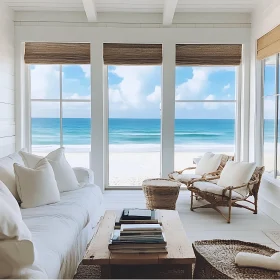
[103, 190, 280, 250]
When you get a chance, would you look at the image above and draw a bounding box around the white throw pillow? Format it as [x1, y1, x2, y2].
[217, 161, 256, 197]
[0, 188, 35, 278]
[19, 148, 80, 192]
[0, 152, 25, 201]
[14, 159, 60, 209]
[0, 181, 21, 218]
[195, 152, 223, 175]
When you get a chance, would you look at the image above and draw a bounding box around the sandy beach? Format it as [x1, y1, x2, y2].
[32, 144, 242, 187]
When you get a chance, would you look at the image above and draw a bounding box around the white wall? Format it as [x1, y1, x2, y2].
[250, 0, 280, 221]
[0, 3, 15, 157]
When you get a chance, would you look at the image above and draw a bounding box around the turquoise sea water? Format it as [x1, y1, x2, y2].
[31, 118, 275, 146]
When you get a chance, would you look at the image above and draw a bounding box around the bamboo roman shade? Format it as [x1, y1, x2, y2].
[24, 43, 90, 64]
[257, 24, 280, 60]
[103, 43, 162, 65]
[176, 44, 242, 66]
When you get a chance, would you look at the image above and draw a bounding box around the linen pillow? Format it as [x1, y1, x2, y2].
[0, 180, 21, 218]
[217, 161, 256, 197]
[19, 148, 80, 192]
[0, 152, 25, 201]
[14, 158, 60, 209]
[195, 152, 223, 175]
[0, 188, 35, 278]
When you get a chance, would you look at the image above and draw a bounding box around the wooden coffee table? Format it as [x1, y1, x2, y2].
[83, 210, 196, 279]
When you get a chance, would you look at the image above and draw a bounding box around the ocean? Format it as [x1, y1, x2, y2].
[31, 118, 275, 152]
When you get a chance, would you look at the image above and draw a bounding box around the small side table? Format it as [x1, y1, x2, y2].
[142, 178, 181, 210]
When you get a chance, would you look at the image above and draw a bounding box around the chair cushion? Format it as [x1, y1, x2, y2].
[195, 153, 223, 175]
[177, 174, 202, 183]
[217, 161, 256, 197]
[192, 181, 244, 199]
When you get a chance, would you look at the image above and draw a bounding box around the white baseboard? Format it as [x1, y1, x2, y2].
[259, 196, 280, 225]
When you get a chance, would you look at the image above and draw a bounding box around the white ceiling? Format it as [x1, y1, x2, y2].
[4, 0, 259, 13]
[4, 0, 259, 25]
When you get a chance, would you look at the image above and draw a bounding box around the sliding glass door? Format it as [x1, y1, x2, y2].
[107, 65, 162, 187]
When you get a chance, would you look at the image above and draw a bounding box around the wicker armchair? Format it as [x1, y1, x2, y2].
[188, 166, 265, 223]
[169, 154, 234, 187]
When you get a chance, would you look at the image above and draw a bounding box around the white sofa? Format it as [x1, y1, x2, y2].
[0, 152, 104, 279]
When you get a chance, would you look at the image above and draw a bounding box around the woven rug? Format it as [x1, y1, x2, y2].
[264, 231, 280, 246]
[74, 265, 101, 279]
[74, 264, 193, 279]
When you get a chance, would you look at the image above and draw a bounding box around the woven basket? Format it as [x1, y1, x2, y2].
[142, 178, 181, 210]
[193, 240, 280, 279]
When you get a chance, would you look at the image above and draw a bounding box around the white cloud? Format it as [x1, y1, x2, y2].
[223, 83, 231, 91]
[66, 93, 91, 100]
[80, 65, 91, 78]
[147, 86, 161, 103]
[264, 98, 275, 119]
[204, 94, 219, 110]
[30, 65, 60, 99]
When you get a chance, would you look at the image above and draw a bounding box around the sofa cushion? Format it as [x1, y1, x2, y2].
[195, 152, 223, 175]
[192, 181, 244, 199]
[0, 181, 35, 278]
[14, 159, 60, 209]
[21, 184, 103, 279]
[0, 152, 25, 201]
[217, 161, 256, 197]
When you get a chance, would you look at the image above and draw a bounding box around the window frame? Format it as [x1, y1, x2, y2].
[262, 54, 280, 179]
[28, 64, 91, 151]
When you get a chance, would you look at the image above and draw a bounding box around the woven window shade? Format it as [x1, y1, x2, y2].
[24, 42, 90, 64]
[257, 24, 280, 60]
[176, 44, 242, 66]
[103, 43, 162, 65]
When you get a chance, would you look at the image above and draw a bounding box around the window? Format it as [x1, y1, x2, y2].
[107, 65, 161, 187]
[263, 54, 279, 178]
[174, 66, 237, 170]
[30, 64, 91, 168]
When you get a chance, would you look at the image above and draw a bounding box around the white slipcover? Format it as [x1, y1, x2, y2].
[21, 184, 104, 279]
[192, 181, 244, 199]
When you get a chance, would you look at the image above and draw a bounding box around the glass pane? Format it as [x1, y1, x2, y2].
[31, 101, 60, 154]
[62, 65, 91, 100]
[263, 55, 277, 177]
[108, 65, 161, 187]
[174, 102, 235, 171]
[175, 66, 236, 101]
[264, 96, 276, 176]
[62, 102, 91, 168]
[30, 65, 60, 99]
[264, 55, 277, 96]
[278, 55, 280, 179]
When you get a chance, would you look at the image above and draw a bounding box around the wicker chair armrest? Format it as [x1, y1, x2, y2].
[178, 167, 196, 174]
[203, 170, 221, 177]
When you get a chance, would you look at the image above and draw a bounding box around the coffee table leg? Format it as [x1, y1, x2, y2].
[183, 264, 192, 279]
[101, 265, 111, 279]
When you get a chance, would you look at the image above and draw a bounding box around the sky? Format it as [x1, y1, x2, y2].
[30, 64, 239, 119]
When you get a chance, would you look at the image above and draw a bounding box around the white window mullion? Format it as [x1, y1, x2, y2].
[274, 55, 279, 178]
[60, 65, 63, 148]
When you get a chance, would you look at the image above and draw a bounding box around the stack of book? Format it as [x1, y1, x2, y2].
[108, 208, 167, 254]
[109, 224, 167, 254]
[114, 208, 160, 229]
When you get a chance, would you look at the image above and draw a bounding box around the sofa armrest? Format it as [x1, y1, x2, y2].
[73, 167, 94, 186]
